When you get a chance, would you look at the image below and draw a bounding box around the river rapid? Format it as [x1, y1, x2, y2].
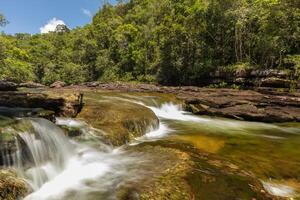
[1, 92, 300, 200]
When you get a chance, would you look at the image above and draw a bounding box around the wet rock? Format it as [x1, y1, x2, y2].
[77, 94, 159, 146]
[19, 81, 46, 88]
[0, 170, 29, 200]
[50, 81, 66, 88]
[0, 80, 17, 91]
[60, 125, 83, 137]
[0, 119, 36, 167]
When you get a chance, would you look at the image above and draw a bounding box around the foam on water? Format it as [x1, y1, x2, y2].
[7, 118, 139, 200]
[262, 181, 296, 198]
[56, 118, 86, 128]
[147, 103, 210, 122]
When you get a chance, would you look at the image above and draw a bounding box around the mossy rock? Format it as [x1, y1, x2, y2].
[59, 125, 83, 137]
[77, 94, 159, 146]
[0, 170, 29, 200]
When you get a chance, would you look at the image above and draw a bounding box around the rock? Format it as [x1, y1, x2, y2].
[19, 81, 45, 88]
[0, 107, 55, 122]
[260, 77, 291, 88]
[0, 170, 29, 200]
[77, 93, 159, 146]
[50, 81, 66, 88]
[85, 82, 101, 87]
[0, 80, 17, 91]
[67, 83, 300, 123]
[179, 88, 300, 122]
[250, 69, 289, 78]
[0, 92, 83, 118]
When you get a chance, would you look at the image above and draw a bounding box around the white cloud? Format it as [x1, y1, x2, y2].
[40, 18, 65, 34]
[82, 8, 92, 17]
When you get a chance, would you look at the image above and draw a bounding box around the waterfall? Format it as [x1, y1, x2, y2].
[15, 118, 74, 190]
[0, 118, 138, 200]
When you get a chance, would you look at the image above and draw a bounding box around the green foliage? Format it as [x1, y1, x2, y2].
[0, 0, 299, 85]
[0, 58, 34, 83]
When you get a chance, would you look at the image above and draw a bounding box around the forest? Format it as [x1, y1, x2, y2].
[0, 0, 299, 86]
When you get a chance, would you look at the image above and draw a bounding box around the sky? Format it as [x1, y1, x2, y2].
[0, 0, 116, 34]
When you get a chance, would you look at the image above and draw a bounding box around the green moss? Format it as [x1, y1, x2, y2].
[77, 91, 159, 146]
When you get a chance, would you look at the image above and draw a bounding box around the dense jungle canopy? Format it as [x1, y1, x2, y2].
[0, 0, 299, 85]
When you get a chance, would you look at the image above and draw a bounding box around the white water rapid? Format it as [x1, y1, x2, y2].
[5, 118, 139, 200]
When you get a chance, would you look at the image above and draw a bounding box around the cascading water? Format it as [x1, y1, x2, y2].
[16, 118, 74, 190]
[2, 118, 140, 200]
[1, 95, 299, 199]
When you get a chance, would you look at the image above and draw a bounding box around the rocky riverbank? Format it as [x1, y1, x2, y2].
[67, 82, 300, 123]
[1, 79, 299, 123]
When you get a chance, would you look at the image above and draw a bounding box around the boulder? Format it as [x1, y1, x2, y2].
[0, 80, 17, 91]
[50, 81, 66, 88]
[77, 93, 159, 146]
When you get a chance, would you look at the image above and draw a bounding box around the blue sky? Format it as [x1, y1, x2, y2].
[0, 0, 116, 34]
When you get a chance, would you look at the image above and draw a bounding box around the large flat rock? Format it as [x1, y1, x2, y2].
[178, 88, 300, 122]
[0, 91, 83, 117]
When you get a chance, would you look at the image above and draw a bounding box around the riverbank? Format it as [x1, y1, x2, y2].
[60, 82, 300, 123]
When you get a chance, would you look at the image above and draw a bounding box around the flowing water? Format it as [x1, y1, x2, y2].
[1, 118, 143, 200]
[1, 92, 300, 199]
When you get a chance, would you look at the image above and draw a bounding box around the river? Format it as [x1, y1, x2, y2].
[1, 91, 300, 199]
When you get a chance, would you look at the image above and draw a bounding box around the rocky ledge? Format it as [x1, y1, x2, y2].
[0, 91, 83, 118]
[178, 88, 300, 122]
[76, 82, 300, 123]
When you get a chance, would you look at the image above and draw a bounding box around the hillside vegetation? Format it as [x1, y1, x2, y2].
[0, 0, 299, 85]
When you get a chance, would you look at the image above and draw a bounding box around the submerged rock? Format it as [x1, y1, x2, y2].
[120, 140, 280, 200]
